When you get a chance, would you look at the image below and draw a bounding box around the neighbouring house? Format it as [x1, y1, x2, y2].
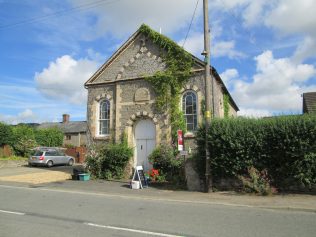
[303, 92, 316, 114]
[37, 114, 87, 147]
[85, 24, 239, 172]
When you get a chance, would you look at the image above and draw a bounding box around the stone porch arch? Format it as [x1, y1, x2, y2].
[124, 111, 162, 169]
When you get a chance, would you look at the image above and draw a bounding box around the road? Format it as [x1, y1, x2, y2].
[0, 184, 315, 237]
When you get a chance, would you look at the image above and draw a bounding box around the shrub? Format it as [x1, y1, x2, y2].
[86, 142, 133, 180]
[11, 125, 37, 157]
[148, 144, 184, 182]
[98, 143, 133, 179]
[238, 166, 276, 195]
[293, 153, 316, 189]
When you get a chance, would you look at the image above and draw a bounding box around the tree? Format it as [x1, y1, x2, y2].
[0, 122, 12, 146]
[11, 125, 37, 157]
[35, 127, 63, 147]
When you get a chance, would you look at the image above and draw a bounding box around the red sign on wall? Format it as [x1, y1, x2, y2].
[177, 130, 183, 151]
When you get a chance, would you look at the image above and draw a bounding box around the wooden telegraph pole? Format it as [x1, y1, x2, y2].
[202, 0, 212, 193]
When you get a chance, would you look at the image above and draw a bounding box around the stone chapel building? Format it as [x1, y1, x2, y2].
[85, 25, 239, 171]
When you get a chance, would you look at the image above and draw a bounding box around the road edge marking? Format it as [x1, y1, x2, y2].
[84, 222, 183, 237]
[0, 209, 25, 215]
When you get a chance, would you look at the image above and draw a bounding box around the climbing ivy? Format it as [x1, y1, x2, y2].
[223, 94, 230, 118]
[139, 24, 193, 140]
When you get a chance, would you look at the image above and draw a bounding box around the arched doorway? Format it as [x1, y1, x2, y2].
[134, 119, 156, 172]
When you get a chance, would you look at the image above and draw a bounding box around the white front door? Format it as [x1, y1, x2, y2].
[134, 119, 156, 172]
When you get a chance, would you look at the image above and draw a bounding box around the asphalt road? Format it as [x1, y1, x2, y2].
[0, 185, 315, 237]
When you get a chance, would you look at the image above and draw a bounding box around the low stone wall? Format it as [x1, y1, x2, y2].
[185, 160, 316, 193]
[0, 160, 28, 168]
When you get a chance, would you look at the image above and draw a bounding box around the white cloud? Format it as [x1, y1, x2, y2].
[69, 0, 203, 38]
[0, 109, 37, 125]
[213, 41, 245, 59]
[264, 0, 316, 62]
[238, 108, 272, 118]
[212, 0, 250, 9]
[265, 0, 316, 37]
[220, 68, 239, 85]
[35, 55, 99, 105]
[178, 33, 204, 57]
[179, 33, 245, 59]
[231, 50, 316, 115]
[211, 0, 271, 26]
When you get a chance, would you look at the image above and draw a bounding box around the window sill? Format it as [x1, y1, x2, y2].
[184, 132, 196, 138]
[94, 135, 111, 140]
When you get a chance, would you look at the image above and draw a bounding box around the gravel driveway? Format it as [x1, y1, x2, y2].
[0, 165, 80, 184]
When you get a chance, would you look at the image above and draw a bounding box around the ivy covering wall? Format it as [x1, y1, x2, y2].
[140, 24, 193, 140]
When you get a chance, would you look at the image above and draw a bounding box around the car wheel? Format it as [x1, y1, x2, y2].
[47, 160, 53, 168]
[68, 159, 74, 166]
[28, 163, 34, 167]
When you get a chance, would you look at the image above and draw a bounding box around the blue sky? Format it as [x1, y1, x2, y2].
[0, 0, 315, 124]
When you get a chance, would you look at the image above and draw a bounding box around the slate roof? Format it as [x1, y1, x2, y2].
[303, 92, 316, 114]
[37, 121, 87, 134]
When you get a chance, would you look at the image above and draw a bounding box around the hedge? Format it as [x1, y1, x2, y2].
[195, 115, 316, 188]
[0, 124, 64, 157]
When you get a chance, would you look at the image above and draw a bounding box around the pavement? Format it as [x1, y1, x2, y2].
[0, 165, 315, 213]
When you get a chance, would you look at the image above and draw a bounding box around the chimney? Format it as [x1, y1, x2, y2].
[62, 114, 70, 123]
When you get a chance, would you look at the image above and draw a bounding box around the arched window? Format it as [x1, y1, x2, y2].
[99, 100, 110, 135]
[182, 91, 197, 132]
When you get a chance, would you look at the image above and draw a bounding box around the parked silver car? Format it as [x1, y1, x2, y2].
[28, 147, 74, 168]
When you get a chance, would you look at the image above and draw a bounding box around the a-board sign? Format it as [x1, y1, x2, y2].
[180, 150, 188, 156]
[132, 166, 148, 189]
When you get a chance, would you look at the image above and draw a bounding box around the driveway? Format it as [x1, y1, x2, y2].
[0, 165, 80, 184]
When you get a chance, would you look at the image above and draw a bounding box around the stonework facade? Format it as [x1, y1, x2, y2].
[85, 26, 239, 171]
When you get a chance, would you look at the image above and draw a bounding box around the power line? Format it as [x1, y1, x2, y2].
[0, 0, 120, 30]
[182, 0, 200, 48]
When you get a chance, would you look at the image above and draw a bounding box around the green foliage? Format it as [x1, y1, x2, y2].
[293, 153, 316, 189]
[195, 115, 316, 189]
[86, 142, 133, 180]
[34, 127, 63, 147]
[0, 122, 12, 146]
[223, 94, 230, 118]
[148, 144, 184, 182]
[239, 166, 275, 195]
[140, 24, 192, 140]
[11, 125, 37, 157]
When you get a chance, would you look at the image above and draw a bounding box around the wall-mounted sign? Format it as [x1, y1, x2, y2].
[177, 130, 183, 151]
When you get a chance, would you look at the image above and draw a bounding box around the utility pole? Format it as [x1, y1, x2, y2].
[202, 0, 212, 193]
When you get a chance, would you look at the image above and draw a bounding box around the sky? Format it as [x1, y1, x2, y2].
[0, 0, 315, 124]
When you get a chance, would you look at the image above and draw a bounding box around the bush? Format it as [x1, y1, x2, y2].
[11, 125, 37, 157]
[35, 127, 63, 147]
[0, 122, 12, 146]
[238, 167, 276, 195]
[293, 153, 316, 189]
[86, 142, 133, 180]
[195, 115, 316, 189]
[148, 144, 184, 183]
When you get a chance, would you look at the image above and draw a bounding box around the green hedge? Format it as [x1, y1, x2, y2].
[195, 115, 316, 188]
